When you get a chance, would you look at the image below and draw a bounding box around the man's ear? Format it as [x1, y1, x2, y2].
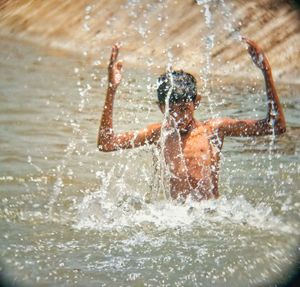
[194, 94, 202, 109]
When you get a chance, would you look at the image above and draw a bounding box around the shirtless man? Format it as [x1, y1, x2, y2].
[97, 38, 286, 201]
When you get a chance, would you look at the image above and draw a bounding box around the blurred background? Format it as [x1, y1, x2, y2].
[0, 0, 299, 83]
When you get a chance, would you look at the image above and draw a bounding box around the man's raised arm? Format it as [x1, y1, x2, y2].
[215, 38, 286, 138]
[97, 44, 160, 152]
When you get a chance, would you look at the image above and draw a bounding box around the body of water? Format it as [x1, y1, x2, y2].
[0, 37, 299, 286]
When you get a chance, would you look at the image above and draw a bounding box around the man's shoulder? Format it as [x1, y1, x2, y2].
[145, 122, 162, 133]
[203, 118, 224, 126]
[193, 118, 228, 134]
[193, 119, 221, 130]
[203, 118, 235, 129]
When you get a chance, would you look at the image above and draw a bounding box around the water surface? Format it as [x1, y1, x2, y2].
[0, 37, 299, 286]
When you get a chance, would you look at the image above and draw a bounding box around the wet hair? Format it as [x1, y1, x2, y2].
[157, 70, 197, 104]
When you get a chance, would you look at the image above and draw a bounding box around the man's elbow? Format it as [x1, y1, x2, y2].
[275, 125, 286, 135]
[263, 118, 286, 136]
[97, 133, 116, 152]
[97, 142, 115, 152]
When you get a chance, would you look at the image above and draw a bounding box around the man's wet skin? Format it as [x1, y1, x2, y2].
[97, 38, 286, 202]
[162, 102, 221, 200]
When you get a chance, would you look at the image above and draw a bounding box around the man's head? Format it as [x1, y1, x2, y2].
[157, 70, 201, 131]
[157, 70, 197, 105]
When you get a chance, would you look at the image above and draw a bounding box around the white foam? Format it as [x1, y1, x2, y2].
[73, 192, 298, 235]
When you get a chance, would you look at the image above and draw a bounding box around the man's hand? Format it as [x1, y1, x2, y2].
[108, 44, 123, 89]
[243, 37, 270, 71]
[214, 37, 286, 138]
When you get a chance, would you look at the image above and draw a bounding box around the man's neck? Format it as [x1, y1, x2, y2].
[178, 118, 197, 135]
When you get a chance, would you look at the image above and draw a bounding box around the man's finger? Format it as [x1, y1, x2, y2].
[242, 37, 259, 49]
[243, 37, 253, 46]
[110, 44, 119, 64]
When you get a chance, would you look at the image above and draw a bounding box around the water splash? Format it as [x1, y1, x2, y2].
[219, 0, 242, 40]
[74, 194, 298, 235]
[48, 64, 92, 219]
[266, 100, 278, 194]
[27, 155, 43, 174]
[83, 4, 93, 32]
[73, 0, 288, 232]
[154, 63, 175, 200]
[196, 0, 215, 117]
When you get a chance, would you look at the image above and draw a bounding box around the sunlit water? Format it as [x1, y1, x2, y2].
[0, 37, 299, 286]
